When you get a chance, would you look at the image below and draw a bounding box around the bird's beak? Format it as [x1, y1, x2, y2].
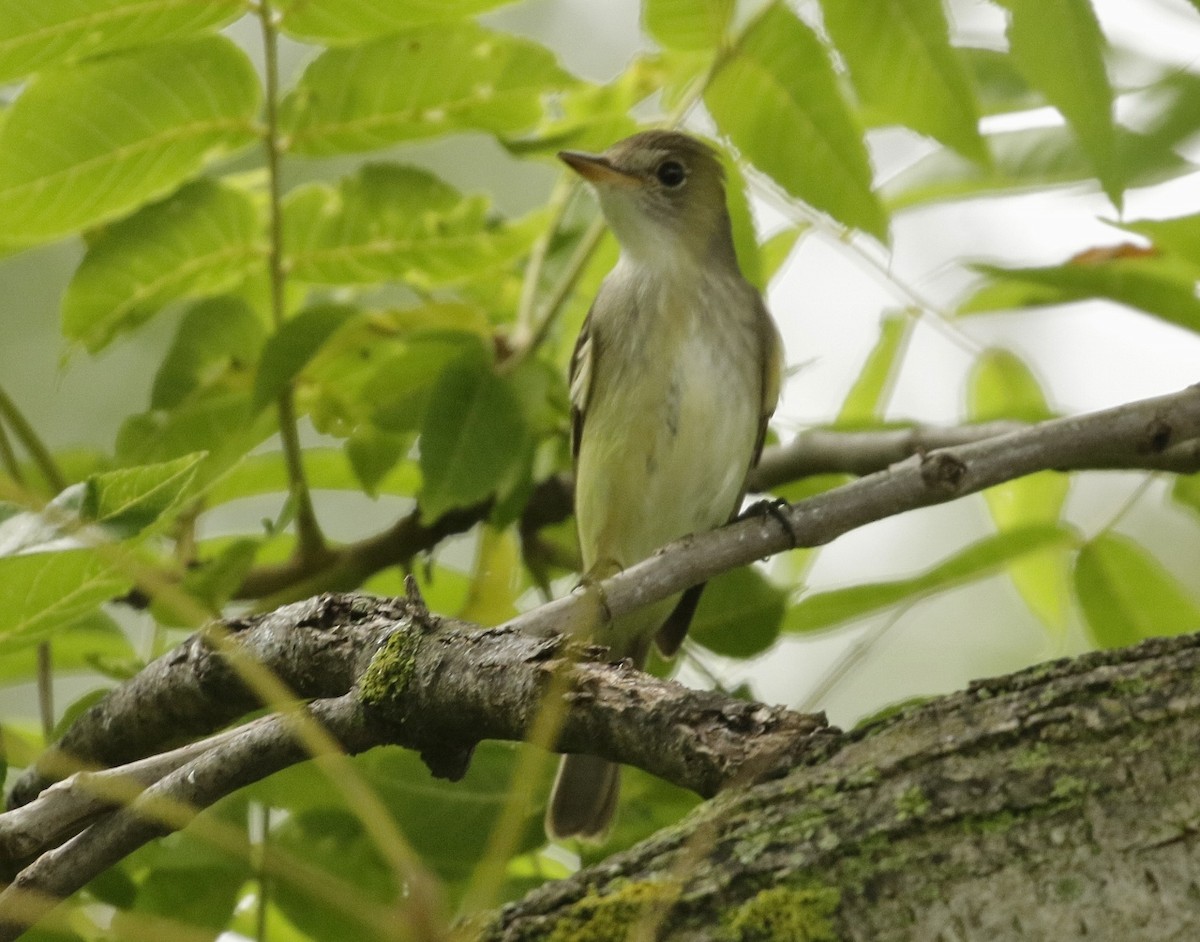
[558, 150, 639, 187]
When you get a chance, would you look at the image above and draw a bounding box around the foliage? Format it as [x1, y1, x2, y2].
[1, 0, 1199, 938]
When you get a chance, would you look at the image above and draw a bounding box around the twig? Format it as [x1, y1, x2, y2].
[510, 385, 1200, 638]
[255, 0, 325, 561]
[229, 414, 1200, 605]
[0, 618, 828, 940]
[0, 384, 65, 493]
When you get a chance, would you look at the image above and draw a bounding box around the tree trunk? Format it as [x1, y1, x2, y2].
[477, 632, 1200, 941]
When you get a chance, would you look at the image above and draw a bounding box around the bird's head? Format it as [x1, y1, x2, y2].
[558, 130, 735, 268]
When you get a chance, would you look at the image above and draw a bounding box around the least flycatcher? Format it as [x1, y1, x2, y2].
[548, 130, 783, 840]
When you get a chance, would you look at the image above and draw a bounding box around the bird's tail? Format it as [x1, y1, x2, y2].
[545, 753, 621, 841]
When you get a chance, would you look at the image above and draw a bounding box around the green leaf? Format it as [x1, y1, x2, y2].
[968, 350, 1071, 634]
[0, 610, 133, 684]
[254, 304, 358, 411]
[758, 226, 808, 289]
[996, 0, 1119, 203]
[251, 743, 543, 894]
[81, 453, 204, 538]
[0, 501, 70, 557]
[819, 0, 985, 162]
[62, 180, 266, 352]
[689, 567, 786, 658]
[722, 153, 764, 290]
[1123, 213, 1200, 269]
[0, 0, 244, 82]
[1075, 533, 1200, 649]
[152, 297, 268, 410]
[705, 5, 886, 239]
[297, 311, 424, 436]
[643, 0, 734, 51]
[1172, 473, 1200, 522]
[116, 392, 275, 489]
[960, 252, 1200, 335]
[967, 348, 1053, 424]
[283, 165, 544, 288]
[280, 24, 577, 155]
[120, 865, 245, 936]
[0, 36, 259, 248]
[836, 312, 912, 426]
[784, 524, 1075, 633]
[0, 550, 131, 653]
[885, 125, 1187, 211]
[961, 47, 1041, 116]
[207, 450, 419, 506]
[316, 329, 484, 435]
[418, 353, 528, 520]
[1135, 72, 1200, 168]
[506, 59, 649, 156]
[345, 427, 411, 496]
[276, 0, 520, 42]
[179, 538, 258, 607]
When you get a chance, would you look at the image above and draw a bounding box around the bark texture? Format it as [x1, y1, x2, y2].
[478, 633, 1200, 942]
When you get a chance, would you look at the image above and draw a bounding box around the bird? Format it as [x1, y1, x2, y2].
[547, 129, 783, 840]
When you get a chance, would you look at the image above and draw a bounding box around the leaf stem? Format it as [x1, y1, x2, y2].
[255, 0, 325, 560]
[510, 175, 577, 353]
[0, 384, 66, 493]
[519, 215, 607, 361]
[0, 422, 24, 485]
[37, 643, 54, 742]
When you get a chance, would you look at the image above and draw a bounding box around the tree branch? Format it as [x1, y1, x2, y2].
[512, 384, 1200, 638]
[6, 385, 1200, 937]
[0, 597, 830, 938]
[12, 385, 1200, 811]
[231, 395, 1200, 604]
[479, 630, 1200, 941]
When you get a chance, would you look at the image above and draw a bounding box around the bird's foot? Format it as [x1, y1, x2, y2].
[570, 558, 623, 632]
[740, 497, 798, 549]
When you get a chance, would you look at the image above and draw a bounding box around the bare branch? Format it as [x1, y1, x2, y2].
[229, 396, 1200, 604]
[6, 594, 402, 809]
[750, 417, 1200, 488]
[0, 604, 829, 938]
[513, 385, 1200, 638]
[6, 385, 1200, 936]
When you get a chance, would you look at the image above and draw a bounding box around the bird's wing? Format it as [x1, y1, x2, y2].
[657, 300, 784, 658]
[754, 304, 785, 467]
[568, 307, 597, 462]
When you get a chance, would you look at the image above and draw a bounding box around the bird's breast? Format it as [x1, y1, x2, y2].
[574, 268, 762, 573]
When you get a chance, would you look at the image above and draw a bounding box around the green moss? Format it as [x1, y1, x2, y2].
[852, 695, 934, 733]
[1112, 676, 1150, 697]
[726, 885, 841, 942]
[842, 765, 881, 789]
[894, 785, 931, 821]
[1011, 743, 1052, 771]
[1051, 775, 1091, 801]
[545, 880, 678, 942]
[1055, 877, 1083, 901]
[960, 809, 1017, 835]
[358, 625, 422, 709]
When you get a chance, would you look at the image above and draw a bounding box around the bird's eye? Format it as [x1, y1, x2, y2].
[656, 160, 686, 188]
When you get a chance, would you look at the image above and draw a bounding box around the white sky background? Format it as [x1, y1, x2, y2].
[1, 0, 1199, 729]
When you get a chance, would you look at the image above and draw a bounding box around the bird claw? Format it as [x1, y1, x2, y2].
[574, 559, 623, 627]
[740, 497, 798, 549]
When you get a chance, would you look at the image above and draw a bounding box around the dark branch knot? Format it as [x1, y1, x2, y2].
[1141, 416, 1173, 454]
[919, 451, 968, 493]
